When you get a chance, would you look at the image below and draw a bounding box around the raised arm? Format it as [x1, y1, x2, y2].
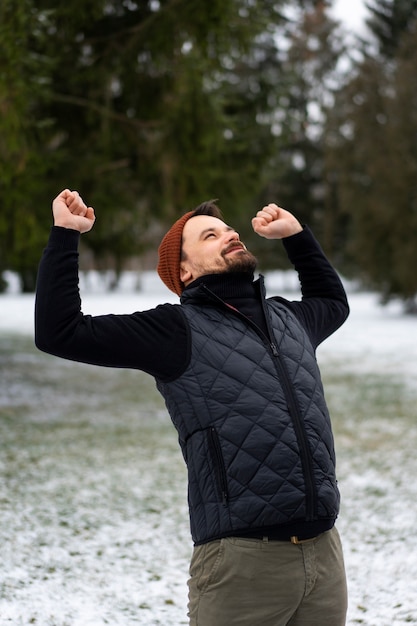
[252, 203, 349, 348]
[35, 191, 188, 380]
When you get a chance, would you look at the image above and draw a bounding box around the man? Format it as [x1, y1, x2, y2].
[35, 189, 349, 626]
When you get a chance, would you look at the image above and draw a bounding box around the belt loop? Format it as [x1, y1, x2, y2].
[262, 536, 269, 543]
[291, 535, 317, 544]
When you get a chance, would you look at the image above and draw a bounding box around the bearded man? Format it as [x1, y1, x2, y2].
[35, 189, 349, 626]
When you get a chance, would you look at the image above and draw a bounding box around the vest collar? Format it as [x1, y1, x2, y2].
[180, 272, 265, 305]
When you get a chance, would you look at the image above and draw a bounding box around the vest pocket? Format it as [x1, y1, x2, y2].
[207, 427, 229, 506]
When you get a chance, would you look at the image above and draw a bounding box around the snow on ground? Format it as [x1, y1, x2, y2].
[1, 272, 417, 625]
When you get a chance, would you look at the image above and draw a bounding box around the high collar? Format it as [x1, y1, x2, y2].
[180, 272, 263, 305]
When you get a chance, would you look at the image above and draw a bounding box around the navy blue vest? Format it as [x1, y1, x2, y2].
[156, 297, 339, 545]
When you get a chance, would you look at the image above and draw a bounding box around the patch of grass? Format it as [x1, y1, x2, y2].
[2, 334, 417, 625]
[0, 334, 190, 624]
[322, 367, 417, 460]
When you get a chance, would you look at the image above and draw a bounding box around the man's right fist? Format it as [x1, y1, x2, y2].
[52, 189, 96, 233]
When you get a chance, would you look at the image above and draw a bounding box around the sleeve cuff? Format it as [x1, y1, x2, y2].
[48, 226, 80, 250]
[282, 224, 312, 247]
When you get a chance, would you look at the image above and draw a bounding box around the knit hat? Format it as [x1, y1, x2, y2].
[157, 210, 196, 296]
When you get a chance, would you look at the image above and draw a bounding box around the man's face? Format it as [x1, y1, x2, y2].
[180, 215, 257, 287]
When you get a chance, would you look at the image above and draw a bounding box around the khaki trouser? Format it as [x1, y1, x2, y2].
[188, 526, 347, 626]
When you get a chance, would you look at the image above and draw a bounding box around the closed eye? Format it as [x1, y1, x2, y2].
[200, 225, 234, 240]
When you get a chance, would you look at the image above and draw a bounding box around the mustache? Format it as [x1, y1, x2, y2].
[222, 241, 247, 256]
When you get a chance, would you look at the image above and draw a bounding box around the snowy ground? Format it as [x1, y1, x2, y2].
[1, 272, 417, 625]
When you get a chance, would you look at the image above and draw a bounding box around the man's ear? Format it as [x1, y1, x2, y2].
[180, 263, 192, 285]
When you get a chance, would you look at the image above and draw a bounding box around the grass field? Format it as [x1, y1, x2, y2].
[1, 333, 417, 625]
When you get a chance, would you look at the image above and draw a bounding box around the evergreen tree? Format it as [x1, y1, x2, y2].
[0, 0, 296, 287]
[248, 0, 345, 266]
[0, 0, 55, 290]
[365, 0, 417, 57]
[326, 0, 417, 311]
[1, 0, 347, 289]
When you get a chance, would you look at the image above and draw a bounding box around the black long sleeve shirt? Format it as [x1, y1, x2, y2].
[35, 225, 349, 382]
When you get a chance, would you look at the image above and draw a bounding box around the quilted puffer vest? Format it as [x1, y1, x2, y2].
[156, 295, 339, 545]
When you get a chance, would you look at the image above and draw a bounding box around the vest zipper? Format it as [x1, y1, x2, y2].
[207, 427, 229, 506]
[202, 280, 318, 521]
[268, 338, 317, 520]
[258, 279, 317, 521]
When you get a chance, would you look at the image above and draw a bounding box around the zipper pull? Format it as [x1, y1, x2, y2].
[270, 342, 279, 357]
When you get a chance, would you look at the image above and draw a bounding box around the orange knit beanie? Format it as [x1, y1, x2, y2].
[157, 211, 195, 296]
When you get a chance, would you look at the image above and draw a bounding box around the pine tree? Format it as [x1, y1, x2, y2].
[365, 0, 417, 57]
[248, 0, 345, 266]
[0, 0, 348, 288]
[325, 0, 417, 311]
[0, 0, 55, 290]
[0, 0, 296, 287]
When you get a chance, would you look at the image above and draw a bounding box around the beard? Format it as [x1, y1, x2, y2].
[221, 244, 257, 274]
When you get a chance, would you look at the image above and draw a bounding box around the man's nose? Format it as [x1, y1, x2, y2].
[225, 229, 240, 243]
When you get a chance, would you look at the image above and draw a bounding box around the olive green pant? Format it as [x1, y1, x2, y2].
[187, 526, 347, 626]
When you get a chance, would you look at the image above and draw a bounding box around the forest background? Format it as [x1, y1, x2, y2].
[1, 0, 416, 312]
